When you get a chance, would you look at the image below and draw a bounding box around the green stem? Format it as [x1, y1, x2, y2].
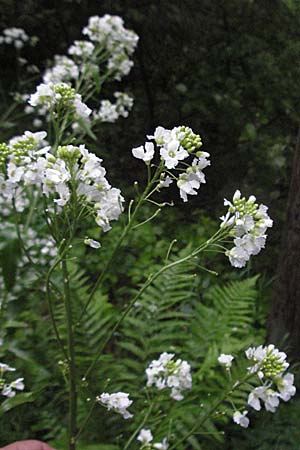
[78, 165, 163, 323]
[123, 402, 154, 450]
[46, 249, 69, 361]
[62, 257, 77, 450]
[74, 401, 96, 442]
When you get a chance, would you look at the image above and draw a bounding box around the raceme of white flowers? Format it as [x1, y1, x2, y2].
[220, 190, 273, 268]
[94, 92, 134, 123]
[0, 362, 24, 399]
[137, 428, 169, 449]
[82, 14, 139, 80]
[222, 344, 296, 429]
[0, 27, 29, 49]
[146, 352, 192, 401]
[132, 125, 210, 202]
[0, 131, 124, 234]
[24, 14, 138, 128]
[94, 352, 191, 426]
[96, 392, 133, 419]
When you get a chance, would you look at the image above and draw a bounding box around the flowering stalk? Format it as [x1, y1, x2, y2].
[62, 256, 77, 450]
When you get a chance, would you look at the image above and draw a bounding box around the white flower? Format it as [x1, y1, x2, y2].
[158, 175, 173, 189]
[68, 40, 95, 58]
[96, 100, 119, 123]
[29, 82, 55, 107]
[0, 363, 16, 372]
[84, 238, 101, 249]
[43, 55, 79, 84]
[233, 410, 250, 428]
[276, 373, 296, 401]
[153, 439, 169, 450]
[74, 95, 92, 119]
[218, 353, 234, 368]
[177, 156, 208, 202]
[137, 428, 153, 444]
[226, 246, 249, 268]
[160, 140, 188, 169]
[137, 429, 168, 449]
[95, 93, 134, 123]
[97, 392, 133, 419]
[10, 377, 25, 391]
[248, 386, 280, 413]
[147, 126, 171, 145]
[132, 142, 155, 163]
[2, 385, 15, 398]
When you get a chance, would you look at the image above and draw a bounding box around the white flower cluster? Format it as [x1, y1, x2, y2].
[0, 131, 123, 233]
[146, 352, 192, 401]
[96, 392, 133, 419]
[132, 125, 210, 202]
[137, 428, 169, 449]
[68, 40, 95, 59]
[29, 82, 91, 120]
[95, 92, 134, 123]
[220, 190, 273, 268]
[82, 14, 139, 80]
[23, 15, 138, 129]
[233, 344, 296, 428]
[43, 55, 79, 84]
[0, 27, 29, 49]
[0, 362, 24, 399]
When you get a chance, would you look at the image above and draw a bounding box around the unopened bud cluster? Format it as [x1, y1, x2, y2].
[177, 126, 202, 153]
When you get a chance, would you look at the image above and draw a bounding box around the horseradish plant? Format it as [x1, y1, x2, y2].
[0, 14, 295, 450]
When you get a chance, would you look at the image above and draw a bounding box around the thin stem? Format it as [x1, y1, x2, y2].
[84, 228, 225, 379]
[78, 165, 163, 323]
[62, 257, 77, 450]
[46, 250, 69, 361]
[74, 400, 96, 442]
[169, 374, 254, 449]
[123, 402, 154, 450]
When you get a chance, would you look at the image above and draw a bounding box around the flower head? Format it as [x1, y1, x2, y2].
[233, 410, 250, 428]
[221, 191, 273, 268]
[218, 353, 234, 368]
[96, 392, 133, 419]
[146, 352, 192, 401]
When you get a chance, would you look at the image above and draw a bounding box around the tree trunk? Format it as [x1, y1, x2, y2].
[268, 125, 300, 359]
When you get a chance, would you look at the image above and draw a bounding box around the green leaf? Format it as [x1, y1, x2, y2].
[77, 118, 97, 141]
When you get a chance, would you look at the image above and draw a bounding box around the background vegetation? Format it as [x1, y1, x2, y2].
[0, 1, 300, 449]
